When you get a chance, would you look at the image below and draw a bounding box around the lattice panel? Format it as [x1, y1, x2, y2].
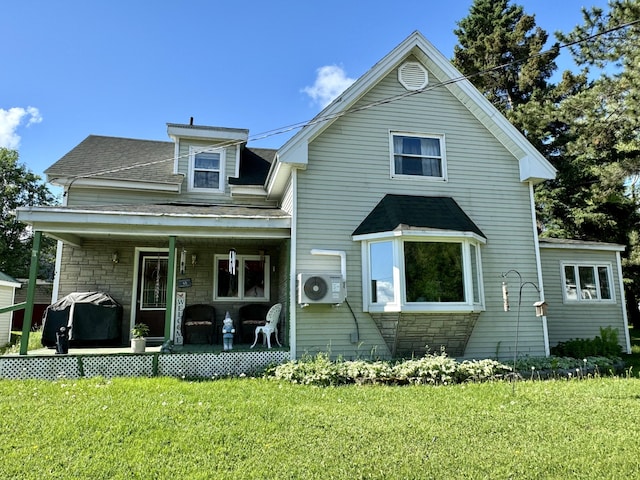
[0, 355, 80, 380]
[82, 354, 154, 378]
[0, 351, 290, 380]
[159, 351, 290, 378]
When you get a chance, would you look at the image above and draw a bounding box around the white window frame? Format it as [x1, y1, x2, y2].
[213, 254, 270, 302]
[359, 231, 485, 313]
[188, 145, 225, 193]
[389, 131, 447, 181]
[561, 262, 615, 303]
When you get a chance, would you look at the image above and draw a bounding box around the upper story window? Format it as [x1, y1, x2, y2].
[390, 132, 446, 180]
[562, 263, 614, 302]
[189, 146, 225, 193]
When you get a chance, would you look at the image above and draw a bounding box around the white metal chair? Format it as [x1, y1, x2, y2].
[250, 303, 282, 348]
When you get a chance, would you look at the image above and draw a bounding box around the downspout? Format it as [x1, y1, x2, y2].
[20, 231, 42, 355]
[529, 182, 549, 356]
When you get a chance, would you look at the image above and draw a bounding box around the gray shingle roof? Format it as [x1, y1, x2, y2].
[45, 135, 182, 185]
[353, 195, 485, 238]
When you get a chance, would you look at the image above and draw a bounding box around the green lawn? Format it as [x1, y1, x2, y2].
[1, 376, 640, 479]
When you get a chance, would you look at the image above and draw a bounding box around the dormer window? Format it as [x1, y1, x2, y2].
[189, 146, 225, 192]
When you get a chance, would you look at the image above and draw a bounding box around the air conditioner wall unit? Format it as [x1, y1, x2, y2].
[298, 273, 346, 305]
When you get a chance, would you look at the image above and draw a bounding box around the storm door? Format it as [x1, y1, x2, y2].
[136, 252, 169, 339]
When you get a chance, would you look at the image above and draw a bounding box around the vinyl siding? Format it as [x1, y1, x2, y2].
[175, 140, 239, 204]
[540, 246, 627, 350]
[294, 64, 545, 359]
[280, 177, 294, 215]
[0, 286, 17, 345]
[67, 187, 179, 206]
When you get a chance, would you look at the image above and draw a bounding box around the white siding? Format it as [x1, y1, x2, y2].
[0, 285, 16, 345]
[280, 177, 294, 215]
[294, 65, 546, 359]
[541, 246, 628, 350]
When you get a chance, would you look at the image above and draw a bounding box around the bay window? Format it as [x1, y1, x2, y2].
[363, 234, 484, 313]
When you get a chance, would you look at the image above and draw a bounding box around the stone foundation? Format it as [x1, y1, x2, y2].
[370, 312, 479, 358]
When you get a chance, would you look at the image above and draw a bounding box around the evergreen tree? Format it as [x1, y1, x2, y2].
[452, 0, 559, 117]
[0, 148, 57, 279]
[549, 0, 640, 323]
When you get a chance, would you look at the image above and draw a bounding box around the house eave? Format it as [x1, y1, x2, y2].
[16, 206, 291, 245]
[166, 124, 249, 142]
[48, 176, 183, 193]
[352, 229, 487, 243]
[229, 185, 268, 199]
[539, 238, 626, 252]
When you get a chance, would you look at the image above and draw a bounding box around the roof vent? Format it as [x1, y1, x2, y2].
[398, 61, 428, 91]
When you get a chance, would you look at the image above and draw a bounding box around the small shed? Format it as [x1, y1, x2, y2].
[0, 272, 21, 346]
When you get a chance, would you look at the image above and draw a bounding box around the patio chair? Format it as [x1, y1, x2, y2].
[182, 304, 216, 344]
[238, 303, 270, 344]
[250, 303, 282, 349]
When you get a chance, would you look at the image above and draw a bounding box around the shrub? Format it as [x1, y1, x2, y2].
[551, 327, 623, 358]
[269, 350, 513, 386]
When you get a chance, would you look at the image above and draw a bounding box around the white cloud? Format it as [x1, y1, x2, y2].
[302, 65, 356, 108]
[0, 106, 43, 149]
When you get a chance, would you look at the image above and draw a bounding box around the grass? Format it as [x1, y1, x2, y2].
[0, 329, 42, 355]
[1, 376, 640, 479]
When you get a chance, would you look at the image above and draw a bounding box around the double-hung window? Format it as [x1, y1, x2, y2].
[213, 254, 270, 301]
[189, 146, 225, 192]
[391, 132, 446, 180]
[562, 263, 614, 302]
[364, 235, 484, 313]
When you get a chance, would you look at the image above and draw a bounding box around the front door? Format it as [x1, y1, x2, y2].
[135, 252, 169, 339]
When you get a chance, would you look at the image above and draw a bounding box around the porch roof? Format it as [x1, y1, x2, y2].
[17, 202, 291, 246]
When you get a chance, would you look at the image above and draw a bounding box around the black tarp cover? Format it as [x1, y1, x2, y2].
[41, 291, 123, 347]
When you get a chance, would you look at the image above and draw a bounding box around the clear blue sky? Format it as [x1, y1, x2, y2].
[2, 0, 610, 181]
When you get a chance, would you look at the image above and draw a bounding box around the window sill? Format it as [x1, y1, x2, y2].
[367, 304, 483, 314]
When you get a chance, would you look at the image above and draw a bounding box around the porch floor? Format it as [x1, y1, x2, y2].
[5, 343, 286, 357]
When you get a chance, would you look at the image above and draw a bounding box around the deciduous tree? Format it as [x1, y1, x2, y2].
[0, 147, 57, 279]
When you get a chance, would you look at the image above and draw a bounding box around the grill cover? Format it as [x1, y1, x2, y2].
[41, 292, 123, 347]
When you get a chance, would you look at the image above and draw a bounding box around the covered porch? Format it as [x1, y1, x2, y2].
[14, 202, 292, 360]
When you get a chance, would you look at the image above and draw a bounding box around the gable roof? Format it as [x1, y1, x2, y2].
[352, 195, 485, 239]
[269, 31, 556, 197]
[45, 135, 183, 190]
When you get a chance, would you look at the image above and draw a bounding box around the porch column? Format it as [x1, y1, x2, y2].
[20, 231, 42, 355]
[164, 235, 177, 343]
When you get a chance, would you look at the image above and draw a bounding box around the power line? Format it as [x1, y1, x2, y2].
[62, 19, 640, 186]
